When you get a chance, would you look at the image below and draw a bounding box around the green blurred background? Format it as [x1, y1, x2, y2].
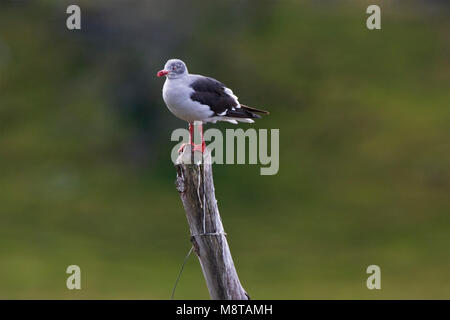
[0, 0, 449, 299]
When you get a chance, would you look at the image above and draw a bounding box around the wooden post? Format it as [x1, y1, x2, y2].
[175, 146, 249, 300]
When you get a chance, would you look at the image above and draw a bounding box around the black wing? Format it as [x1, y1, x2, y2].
[190, 77, 238, 115]
[190, 77, 267, 119]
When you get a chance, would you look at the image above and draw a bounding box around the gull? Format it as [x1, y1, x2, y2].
[157, 59, 269, 152]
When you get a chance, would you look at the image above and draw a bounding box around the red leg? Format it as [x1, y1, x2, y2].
[192, 122, 205, 153]
[189, 123, 194, 145]
[178, 122, 205, 153]
[200, 123, 206, 152]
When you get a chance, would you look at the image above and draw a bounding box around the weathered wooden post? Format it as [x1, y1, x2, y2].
[175, 146, 249, 300]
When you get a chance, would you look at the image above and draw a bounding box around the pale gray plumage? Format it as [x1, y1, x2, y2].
[158, 59, 268, 124]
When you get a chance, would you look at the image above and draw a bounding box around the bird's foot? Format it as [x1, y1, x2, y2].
[191, 141, 206, 153]
[178, 142, 206, 153]
[178, 143, 187, 153]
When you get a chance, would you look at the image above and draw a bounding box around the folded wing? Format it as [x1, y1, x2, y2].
[189, 76, 269, 121]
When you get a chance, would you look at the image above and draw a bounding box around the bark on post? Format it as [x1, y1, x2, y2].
[175, 146, 249, 300]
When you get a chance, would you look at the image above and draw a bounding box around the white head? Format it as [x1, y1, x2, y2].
[157, 59, 188, 79]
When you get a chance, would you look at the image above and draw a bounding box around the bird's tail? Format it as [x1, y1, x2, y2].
[222, 104, 269, 123]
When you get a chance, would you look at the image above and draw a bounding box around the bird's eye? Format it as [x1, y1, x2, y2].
[172, 66, 177, 70]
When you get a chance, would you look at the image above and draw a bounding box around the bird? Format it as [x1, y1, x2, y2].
[157, 59, 269, 152]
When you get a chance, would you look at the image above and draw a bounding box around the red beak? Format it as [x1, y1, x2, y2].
[157, 70, 169, 77]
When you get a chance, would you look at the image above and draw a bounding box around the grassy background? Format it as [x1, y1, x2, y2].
[0, 0, 449, 299]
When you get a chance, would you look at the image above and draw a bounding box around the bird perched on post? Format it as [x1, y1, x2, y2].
[157, 59, 269, 152]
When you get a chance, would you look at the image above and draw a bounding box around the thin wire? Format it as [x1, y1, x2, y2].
[191, 232, 227, 238]
[201, 147, 206, 234]
[171, 245, 194, 300]
[196, 168, 202, 208]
